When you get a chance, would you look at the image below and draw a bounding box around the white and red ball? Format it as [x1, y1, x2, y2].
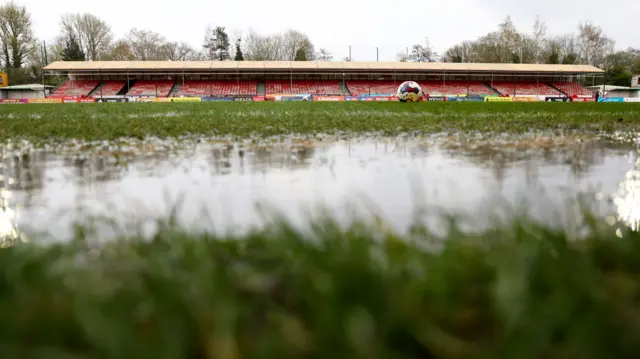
[396, 81, 424, 102]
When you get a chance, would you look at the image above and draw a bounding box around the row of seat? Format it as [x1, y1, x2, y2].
[49, 80, 594, 98]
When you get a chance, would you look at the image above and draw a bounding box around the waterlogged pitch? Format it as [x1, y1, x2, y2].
[2, 101, 640, 358]
[1, 102, 640, 140]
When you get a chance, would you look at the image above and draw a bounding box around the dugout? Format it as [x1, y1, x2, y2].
[0, 84, 54, 99]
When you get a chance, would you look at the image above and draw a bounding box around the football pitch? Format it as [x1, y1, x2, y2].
[1, 101, 639, 141]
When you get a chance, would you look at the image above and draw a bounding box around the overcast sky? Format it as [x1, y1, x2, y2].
[7, 0, 640, 61]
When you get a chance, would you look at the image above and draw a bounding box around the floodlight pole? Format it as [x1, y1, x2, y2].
[348, 46, 351, 61]
[376, 47, 378, 62]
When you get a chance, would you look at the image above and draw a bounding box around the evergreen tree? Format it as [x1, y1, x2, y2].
[234, 38, 243, 61]
[61, 33, 85, 61]
[294, 47, 307, 61]
[203, 26, 230, 60]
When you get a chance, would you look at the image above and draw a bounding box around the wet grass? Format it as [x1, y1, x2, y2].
[1, 102, 640, 141]
[2, 211, 640, 359]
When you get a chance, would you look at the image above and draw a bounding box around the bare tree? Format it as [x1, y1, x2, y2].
[577, 21, 614, 67]
[242, 28, 314, 61]
[163, 41, 196, 61]
[126, 28, 167, 60]
[0, 2, 36, 69]
[282, 29, 314, 61]
[315, 48, 333, 61]
[442, 41, 475, 62]
[60, 13, 112, 61]
[105, 39, 135, 61]
[406, 38, 438, 62]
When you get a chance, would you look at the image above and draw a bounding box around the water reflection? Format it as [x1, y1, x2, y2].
[0, 147, 28, 247]
[612, 141, 640, 232]
[0, 134, 637, 241]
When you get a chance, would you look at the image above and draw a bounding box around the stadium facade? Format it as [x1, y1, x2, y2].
[33, 60, 607, 102]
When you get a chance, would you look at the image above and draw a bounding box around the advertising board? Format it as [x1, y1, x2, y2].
[28, 98, 62, 104]
[513, 96, 540, 102]
[598, 97, 624, 102]
[63, 97, 96, 103]
[96, 97, 129, 103]
[232, 96, 253, 101]
[313, 95, 344, 101]
[280, 96, 310, 101]
[201, 97, 234, 102]
[129, 97, 155, 103]
[427, 96, 447, 101]
[544, 96, 568, 102]
[484, 96, 513, 102]
[623, 98, 640, 102]
[252, 96, 265, 101]
[0, 99, 28, 104]
[454, 96, 484, 102]
[571, 98, 595, 102]
[170, 97, 201, 102]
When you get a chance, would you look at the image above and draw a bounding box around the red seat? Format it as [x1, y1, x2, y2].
[490, 82, 561, 96]
[346, 81, 401, 96]
[176, 81, 258, 96]
[550, 82, 593, 97]
[50, 80, 99, 98]
[91, 81, 126, 97]
[265, 80, 341, 95]
[126, 81, 174, 97]
[419, 81, 494, 96]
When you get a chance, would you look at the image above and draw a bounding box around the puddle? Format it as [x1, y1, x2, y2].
[0, 132, 638, 242]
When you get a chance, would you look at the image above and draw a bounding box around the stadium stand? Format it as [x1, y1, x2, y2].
[126, 80, 175, 97]
[50, 80, 99, 98]
[550, 81, 594, 97]
[420, 81, 495, 96]
[265, 80, 342, 95]
[346, 81, 400, 96]
[91, 81, 126, 97]
[489, 81, 562, 96]
[175, 80, 257, 96]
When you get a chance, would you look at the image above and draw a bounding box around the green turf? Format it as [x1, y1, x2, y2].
[1, 212, 640, 359]
[1, 102, 639, 140]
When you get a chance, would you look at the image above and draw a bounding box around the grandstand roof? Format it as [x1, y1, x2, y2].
[44, 61, 603, 74]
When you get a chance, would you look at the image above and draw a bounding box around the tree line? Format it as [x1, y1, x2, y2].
[0, 2, 334, 84]
[399, 16, 640, 86]
[1, 1, 638, 86]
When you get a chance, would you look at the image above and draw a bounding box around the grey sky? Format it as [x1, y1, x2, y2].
[8, 0, 640, 61]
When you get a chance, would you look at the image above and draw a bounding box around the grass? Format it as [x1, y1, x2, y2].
[1, 102, 640, 141]
[2, 210, 640, 359]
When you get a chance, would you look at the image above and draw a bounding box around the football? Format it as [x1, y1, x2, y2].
[396, 81, 424, 102]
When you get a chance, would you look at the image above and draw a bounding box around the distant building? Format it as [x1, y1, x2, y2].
[585, 85, 640, 98]
[632, 75, 639, 88]
[0, 72, 7, 88]
[0, 84, 54, 99]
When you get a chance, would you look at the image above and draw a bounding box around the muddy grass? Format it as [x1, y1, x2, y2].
[1, 102, 639, 141]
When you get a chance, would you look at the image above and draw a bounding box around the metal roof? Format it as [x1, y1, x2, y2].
[43, 61, 604, 73]
[586, 85, 640, 91]
[0, 84, 54, 91]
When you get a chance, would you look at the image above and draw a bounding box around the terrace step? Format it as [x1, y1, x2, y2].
[169, 83, 182, 96]
[257, 82, 265, 96]
[484, 82, 500, 94]
[88, 84, 102, 97]
[339, 81, 351, 95]
[548, 83, 569, 96]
